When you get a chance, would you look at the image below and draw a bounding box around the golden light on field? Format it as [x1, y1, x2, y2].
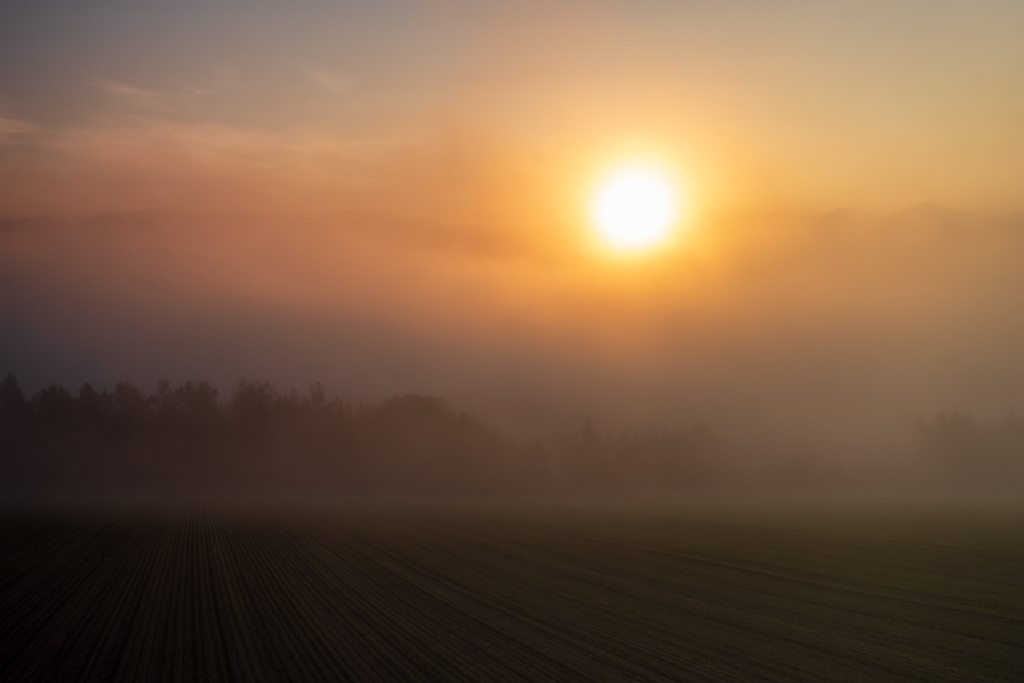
[591, 165, 680, 251]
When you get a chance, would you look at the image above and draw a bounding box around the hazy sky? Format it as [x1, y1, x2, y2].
[4, 2, 1024, 457]
[3, 1, 1024, 221]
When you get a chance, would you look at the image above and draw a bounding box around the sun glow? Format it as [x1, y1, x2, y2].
[592, 164, 680, 251]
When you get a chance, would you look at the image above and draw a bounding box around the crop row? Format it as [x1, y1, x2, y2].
[0, 503, 1022, 681]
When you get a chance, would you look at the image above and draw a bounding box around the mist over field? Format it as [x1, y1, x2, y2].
[3, 0, 1024, 501]
[4, 206, 1024, 497]
[5, 2, 1024, 680]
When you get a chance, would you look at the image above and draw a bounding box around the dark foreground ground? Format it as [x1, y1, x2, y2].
[0, 498, 1022, 681]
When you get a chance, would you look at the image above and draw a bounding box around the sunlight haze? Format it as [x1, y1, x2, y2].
[2, 1, 1024, 221]
[591, 164, 680, 251]
[4, 0, 1024, 472]
[5, 4, 1024, 680]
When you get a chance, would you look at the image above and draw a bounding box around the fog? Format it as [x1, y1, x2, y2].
[4, 205, 1024, 492]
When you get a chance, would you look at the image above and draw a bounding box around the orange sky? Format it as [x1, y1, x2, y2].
[2, 1, 1024, 225]
[4, 1, 1024, 455]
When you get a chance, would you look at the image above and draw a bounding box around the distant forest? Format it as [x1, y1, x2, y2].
[0, 374, 721, 497]
[1, 373, 1022, 497]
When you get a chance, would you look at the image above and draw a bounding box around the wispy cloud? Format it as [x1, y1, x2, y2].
[43, 120, 388, 180]
[95, 80, 210, 114]
[0, 115, 36, 143]
[306, 68, 352, 95]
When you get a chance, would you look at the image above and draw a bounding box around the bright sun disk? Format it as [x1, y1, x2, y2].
[592, 165, 679, 251]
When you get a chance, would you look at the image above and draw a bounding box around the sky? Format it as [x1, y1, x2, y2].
[3, 1, 1024, 458]
[2, 1, 1024, 221]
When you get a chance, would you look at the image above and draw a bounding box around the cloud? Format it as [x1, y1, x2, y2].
[306, 69, 352, 95]
[0, 115, 36, 144]
[94, 80, 210, 114]
[0, 109, 411, 216]
[43, 118, 400, 181]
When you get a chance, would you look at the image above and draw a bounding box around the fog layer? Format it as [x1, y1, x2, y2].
[4, 206, 1024, 470]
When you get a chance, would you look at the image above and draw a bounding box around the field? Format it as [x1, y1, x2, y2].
[1, 499, 1022, 681]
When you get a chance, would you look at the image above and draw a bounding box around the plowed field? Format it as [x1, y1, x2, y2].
[1, 501, 1022, 681]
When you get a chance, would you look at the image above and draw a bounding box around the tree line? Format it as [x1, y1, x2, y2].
[6, 372, 1016, 497]
[0, 374, 722, 497]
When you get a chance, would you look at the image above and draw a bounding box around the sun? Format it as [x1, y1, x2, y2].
[591, 164, 680, 251]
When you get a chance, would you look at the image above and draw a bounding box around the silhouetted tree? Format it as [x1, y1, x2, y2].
[0, 375, 727, 497]
[33, 385, 75, 435]
[231, 379, 278, 427]
[0, 373, 30, 431]
[76, 383, 113, 428]
[111, 382, 147, 434]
